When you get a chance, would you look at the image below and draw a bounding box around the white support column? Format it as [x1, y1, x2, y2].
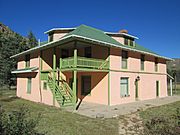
[170, 79, 173, 96]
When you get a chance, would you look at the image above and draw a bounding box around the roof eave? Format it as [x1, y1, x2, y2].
[105, 32, 139, 39]
[11, 67, 38, 74]
[10, 35, 75, 58]
[44, 28, 76, 34]
[72, 35, 172, 61]
[10, 34, 172, 61]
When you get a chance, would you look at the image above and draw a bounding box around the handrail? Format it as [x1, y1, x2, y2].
[61, 56, 109, 69]
[56, 80, 74, 98]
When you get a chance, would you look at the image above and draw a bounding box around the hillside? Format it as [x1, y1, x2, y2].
[0, 22, 37, 87]
[167, 58, 180, 82]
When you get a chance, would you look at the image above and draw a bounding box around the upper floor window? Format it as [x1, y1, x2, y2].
[85, 47, 92, 58]
[61, 49, 69, 58]
[124, 38, 129, 45]
[25, 54, 30, 68]
[124, 38, 134, 47]
[130, 40, 134, 47]
[122, 50, 128, 69]
[141, 54, 145, 71]
[155, 58, 158, 72]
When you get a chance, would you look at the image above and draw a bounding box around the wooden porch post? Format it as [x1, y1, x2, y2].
[170, 79, 173, 96]
[73, 49, 77, 108]
[53, 47, 56, 105]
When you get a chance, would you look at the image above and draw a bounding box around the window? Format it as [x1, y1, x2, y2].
[25, 54, 30, 67]
[155, 58, 158, 72]
[61, 49, 69, 58]
[81, 76, 91, 95]
[124, 38, 128, 45]
[120, 78, 129, 97]
[122, 50, 128, 69]
[43, 82, 47, 90]
[84, 47, 92, 58]
[130, 40, 134, 46]
[49, 34, 53, 42]
[27, 78, 32, 94]
[141, 54, 145, 71]
[124, 38, 134, 47]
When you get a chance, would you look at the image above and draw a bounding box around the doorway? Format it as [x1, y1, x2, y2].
[135, 81, 138, 99]
[156, 81, 159, 97]
[81, 76, 91, 96]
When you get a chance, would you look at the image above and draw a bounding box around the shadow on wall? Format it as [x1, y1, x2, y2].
[63, 71, 108, 109]
[17, 72, 37, 78]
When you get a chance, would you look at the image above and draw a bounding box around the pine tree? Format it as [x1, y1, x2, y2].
[27, 31, 38, 48]
[0, 23, 37, 88]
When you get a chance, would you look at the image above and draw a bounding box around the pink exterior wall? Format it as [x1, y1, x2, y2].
[53, 33, 67, 41]
[17, 52, 41, 102]
[64, 72, 108, 105]
[42, 48, 53, 70]
[48, 32, 68, 42]
[109, 48, 168, 105]
[111, 36, 124, 44]
[16, 40, 168, 107]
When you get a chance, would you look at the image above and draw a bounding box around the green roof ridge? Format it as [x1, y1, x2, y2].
[63, 24, 123, 45]
[63, 24, 159, 56]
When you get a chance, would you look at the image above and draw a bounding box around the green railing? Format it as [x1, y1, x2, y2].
[61, 56, 109, 70]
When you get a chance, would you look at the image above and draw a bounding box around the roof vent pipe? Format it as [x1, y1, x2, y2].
[119, 29, 128, 34]
[38, 39, 40, 46]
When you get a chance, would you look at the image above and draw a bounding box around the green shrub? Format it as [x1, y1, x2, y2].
[143, 108, 180, 135]
[0, 105, 44, 135]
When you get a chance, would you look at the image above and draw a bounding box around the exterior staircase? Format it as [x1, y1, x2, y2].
[47, 75, 74, 107]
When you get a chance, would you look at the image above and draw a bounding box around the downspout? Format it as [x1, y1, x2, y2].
[108, 47, 110, 105]
[39, 50, 42, 102]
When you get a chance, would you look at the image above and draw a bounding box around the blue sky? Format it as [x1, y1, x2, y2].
[0, 0, 180, 58]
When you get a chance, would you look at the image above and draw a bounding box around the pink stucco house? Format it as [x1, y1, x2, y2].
[11, 25, 172, 109]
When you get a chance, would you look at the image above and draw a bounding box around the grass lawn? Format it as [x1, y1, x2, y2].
[140, 100, 180, 122]
[0, 89, 118, 135]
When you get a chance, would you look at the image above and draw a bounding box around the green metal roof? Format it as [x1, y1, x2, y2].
[64, 24, 122, 45]
[11, 67, 38, 74]
[63, 24, 158, 56]
[10, 24, 171, 60]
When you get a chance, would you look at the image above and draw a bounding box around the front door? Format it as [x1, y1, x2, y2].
[135, 81, 138, 99]
[156, 81, 159, 97]
[81, 76, 91, 95]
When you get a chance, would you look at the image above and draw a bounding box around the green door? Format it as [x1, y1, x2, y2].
[135, 81, 138, 99]
[156, 81, 159, 97]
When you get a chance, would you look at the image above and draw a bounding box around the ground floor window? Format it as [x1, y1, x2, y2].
[120, 77, 129, 97]
[27, 78, 32, 94]
[81, 76, 91, 95]
[43, 81, 47, 90]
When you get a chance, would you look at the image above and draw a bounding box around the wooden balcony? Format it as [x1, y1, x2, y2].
[60, 56, 109, 71]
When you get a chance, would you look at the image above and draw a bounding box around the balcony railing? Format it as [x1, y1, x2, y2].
[60, 56, 109, 70]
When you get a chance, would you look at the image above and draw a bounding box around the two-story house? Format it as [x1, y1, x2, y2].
[11, 24, 171, 108]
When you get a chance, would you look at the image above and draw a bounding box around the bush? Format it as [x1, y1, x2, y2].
[0, 105, 43, 135]
[143, 108, 180, 135]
